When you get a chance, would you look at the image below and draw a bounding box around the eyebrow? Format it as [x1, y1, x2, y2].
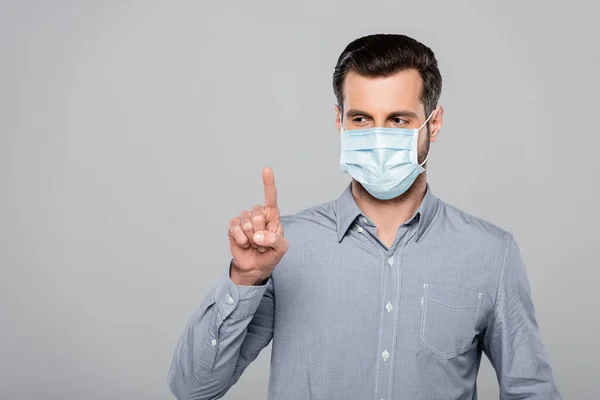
[344, 109, 419, 120]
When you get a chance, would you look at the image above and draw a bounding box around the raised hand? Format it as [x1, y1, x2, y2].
[227, 167, 289, 286]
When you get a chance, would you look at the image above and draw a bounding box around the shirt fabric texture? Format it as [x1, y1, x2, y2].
[168, 183, 562, 400]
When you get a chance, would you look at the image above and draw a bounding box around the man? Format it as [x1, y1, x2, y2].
[168, 34, 562, 399]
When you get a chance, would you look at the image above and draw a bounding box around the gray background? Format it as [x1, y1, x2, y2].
[1, 1, 598, 399]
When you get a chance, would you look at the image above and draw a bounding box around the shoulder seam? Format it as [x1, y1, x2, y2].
[489, 232, 514, 324]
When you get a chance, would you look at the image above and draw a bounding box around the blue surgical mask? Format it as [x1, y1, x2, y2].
[339, 111, 434, 200]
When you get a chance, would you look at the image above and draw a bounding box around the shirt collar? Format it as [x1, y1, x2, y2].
[335, 182, 439, 243]
[335, 183, 363, 242]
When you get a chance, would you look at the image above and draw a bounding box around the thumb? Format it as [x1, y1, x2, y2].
[253, 230, 288, 255]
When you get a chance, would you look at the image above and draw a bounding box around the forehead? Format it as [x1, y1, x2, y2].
[342, 69, 424, 113]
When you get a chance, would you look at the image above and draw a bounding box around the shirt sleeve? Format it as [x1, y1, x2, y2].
[482, 234, 562, 399]
[168, 260, 275, 400]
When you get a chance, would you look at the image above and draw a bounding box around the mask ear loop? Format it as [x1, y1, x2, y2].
[418, 108, 437, 167]
[339, 111, 346, 170]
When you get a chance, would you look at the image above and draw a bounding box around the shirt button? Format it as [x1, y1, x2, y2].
[211, 339, 217, 346]
[385, 302, 393, 312]
[387, 257, 394, 266]
[357, 226, 364, 233]
[382, 350, 389, 360]
[225, 294, 234, 304]
[362, 217, 368, 224]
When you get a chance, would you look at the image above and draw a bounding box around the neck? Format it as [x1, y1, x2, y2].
[351, 174, 427, 232]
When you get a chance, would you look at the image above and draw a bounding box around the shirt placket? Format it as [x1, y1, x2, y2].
[359, 217, 410, 400]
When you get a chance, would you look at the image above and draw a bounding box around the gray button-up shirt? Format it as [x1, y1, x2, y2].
[168, 183, 562, 399]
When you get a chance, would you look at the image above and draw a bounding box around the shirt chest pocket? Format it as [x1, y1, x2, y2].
[419, 283, 483, 359]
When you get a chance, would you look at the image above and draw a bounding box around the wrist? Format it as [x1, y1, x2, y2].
[229, 261, 270, 286]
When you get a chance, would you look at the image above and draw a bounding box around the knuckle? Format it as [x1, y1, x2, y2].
[242, 221, 253, 230]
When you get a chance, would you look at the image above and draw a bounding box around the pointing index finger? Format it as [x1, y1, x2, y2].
[262, 167, 278, 208]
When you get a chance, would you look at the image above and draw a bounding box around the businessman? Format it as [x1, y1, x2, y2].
[168, 34, 562, 399]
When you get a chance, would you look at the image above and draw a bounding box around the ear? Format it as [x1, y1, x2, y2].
[334, 104, 342, 133]
[429, 105, 444, 142]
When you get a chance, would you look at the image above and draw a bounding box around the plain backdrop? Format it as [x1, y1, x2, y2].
[1, 1, 599, 399]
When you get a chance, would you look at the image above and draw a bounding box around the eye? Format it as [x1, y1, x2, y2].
[393, 117, 408, 125]
[352, 117, 369, 125]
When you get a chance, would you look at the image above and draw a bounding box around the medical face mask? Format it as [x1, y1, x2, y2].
[339, 111, 434, 200]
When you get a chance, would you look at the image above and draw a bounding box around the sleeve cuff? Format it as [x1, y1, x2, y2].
[214, 264, 271, 320]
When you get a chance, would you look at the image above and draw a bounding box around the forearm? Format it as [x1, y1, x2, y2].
[168, 271, 272, 399]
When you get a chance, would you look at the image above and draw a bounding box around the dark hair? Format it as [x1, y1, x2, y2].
[333, 34, 442, 118]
